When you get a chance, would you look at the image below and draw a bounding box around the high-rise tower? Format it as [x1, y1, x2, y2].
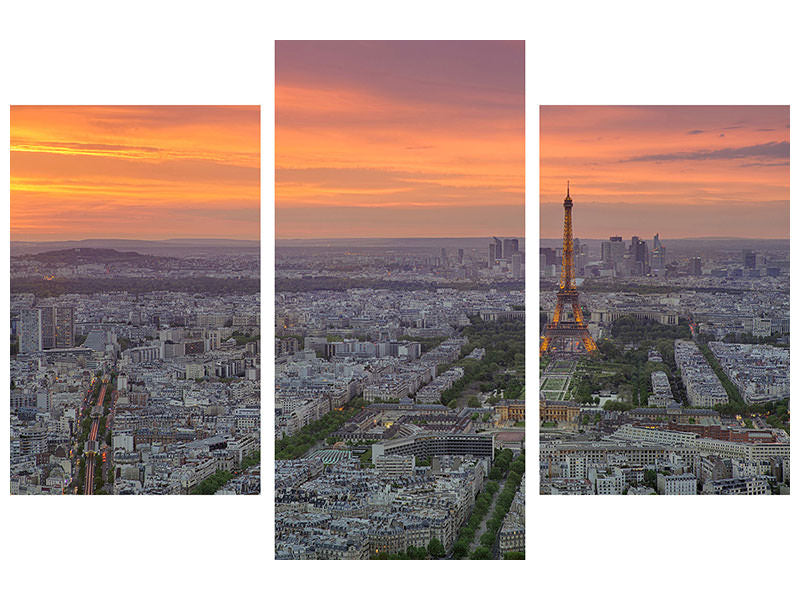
[39, 305, 75, 349]
[493, 236, 504, 259]
[19, 308, 43, 354]
[540, 183, 597, 355]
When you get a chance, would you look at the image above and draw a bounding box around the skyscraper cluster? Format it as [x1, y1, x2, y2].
[488, 237, 523, 278]
[599, 234, 668, 277]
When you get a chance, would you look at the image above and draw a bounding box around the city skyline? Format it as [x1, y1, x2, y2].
[11, 105, 260, 241]
[276, 40, 525, 239]
[540, 106, 789, 239]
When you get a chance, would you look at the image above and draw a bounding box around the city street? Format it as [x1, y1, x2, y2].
[84, 380, 107, 495]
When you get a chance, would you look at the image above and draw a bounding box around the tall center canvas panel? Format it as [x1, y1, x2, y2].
[275, 41, 526, 560]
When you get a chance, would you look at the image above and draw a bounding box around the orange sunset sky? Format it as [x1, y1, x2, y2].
[276, 41, 525, 239]
[10, 105, 260, 241]
[541, 106, 789, 239]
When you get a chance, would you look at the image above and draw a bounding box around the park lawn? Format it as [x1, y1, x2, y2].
[541, 377, 566, 391]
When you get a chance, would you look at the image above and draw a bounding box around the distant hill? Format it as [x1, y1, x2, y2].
[11, 238, 259, 258]
[19, 247, 169, 266]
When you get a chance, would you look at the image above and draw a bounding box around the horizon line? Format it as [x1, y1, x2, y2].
[276, 235, 526, 241]
[11, 237, 260, 243]
[538, 235, 789, 241]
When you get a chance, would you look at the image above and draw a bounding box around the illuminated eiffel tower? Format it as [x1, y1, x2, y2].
[540, 182, 597, 355]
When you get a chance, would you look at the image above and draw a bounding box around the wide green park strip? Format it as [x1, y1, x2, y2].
[553, 316, 689, 408]
[438, 317, 525, 407]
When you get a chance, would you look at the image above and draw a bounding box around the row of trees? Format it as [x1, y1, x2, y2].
[276, 277, 524, 294]
[232, 332, 260, 346]
[721, 331, 786, 346]
[275, 398, 368, 460]
[480, 453, 525, 559]
[564, 280, 754, 296]
[603, 400, 636, 412]
[191, 469, 235, 495]
[697, 343, 743, 404]
[79, 416, 92, 444]
[240, 450, 261, 471]
[630, 361, 671, 406]
[609, 315, 690, 343]
[696, 342, 785, 429]
[11, 276, 260, 297]
[450, 449, 517, 559]
[713, 396, 790, 431]
[765, 401, 790, 432]
[76, 456, 86, 493]
[190, 450, 261, 494]
[451, 479, 499, 559]
[461, 451, 525, 560]
[94, 454, 105, 493]
[489, 448, 515, 481]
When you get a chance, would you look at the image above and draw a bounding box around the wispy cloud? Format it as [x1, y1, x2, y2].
[622, 141, 788, 163]
[540, 106, 789, 238]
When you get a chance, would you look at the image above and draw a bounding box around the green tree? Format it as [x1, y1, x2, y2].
[427, 538, 445, 558]
[452, 540, 469, 559]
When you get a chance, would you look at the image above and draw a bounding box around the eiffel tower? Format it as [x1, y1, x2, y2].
[540, 182, 597, 355]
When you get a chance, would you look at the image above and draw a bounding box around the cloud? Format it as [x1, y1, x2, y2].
[738, 160, 790, 168]
[687, 129, 704, 135]
[622, 141, 789, 163]
[13, 140, 162, 154]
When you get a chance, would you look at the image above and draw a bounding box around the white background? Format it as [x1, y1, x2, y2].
[1, 1, 797, 598]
